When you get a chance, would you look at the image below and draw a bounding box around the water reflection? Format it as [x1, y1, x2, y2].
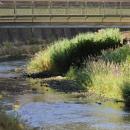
[0, 60, 25, 78]
[1, 60, 130, 130]
[18, 102, 130, 130]
[1, 92, 130, 130]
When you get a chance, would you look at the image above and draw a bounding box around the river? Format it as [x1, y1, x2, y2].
[0, 59, 130, 130]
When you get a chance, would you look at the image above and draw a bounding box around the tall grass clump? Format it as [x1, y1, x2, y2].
[27, 28, 122, 73]
[0, 113, 25, 130]
[66, 59, 130, 100]
[122, 82, 130, 104]
[102, 44, 130, 63]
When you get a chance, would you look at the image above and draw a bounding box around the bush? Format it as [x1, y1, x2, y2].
[28, 28, 122, 73]
[66, 67, 92, 90]
[102, 45, 130, 63]
[122, 82, 130, 104]
[67, 59, 130, 100]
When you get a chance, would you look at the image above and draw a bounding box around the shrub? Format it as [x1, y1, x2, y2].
[66, 67, 92, 90]
[102, 45, 130, 63]
[67, 59, 130, 100]
[121, 82, 130, 105]
[28, 28, 122, 73]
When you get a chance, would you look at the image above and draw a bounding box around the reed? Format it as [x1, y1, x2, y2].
[0, 113, 25, 130]
[28, 28, 121, 73]
[67, 59, 130, 100]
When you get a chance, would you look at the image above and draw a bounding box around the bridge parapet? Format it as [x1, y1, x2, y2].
[0, 0, 130, 25]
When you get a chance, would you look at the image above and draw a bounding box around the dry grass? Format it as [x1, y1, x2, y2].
[0, 42, 44, 60]
[67, 58, 130, 100]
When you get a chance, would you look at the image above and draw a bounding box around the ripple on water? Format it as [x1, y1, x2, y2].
[1, 60, 130, 130]
[0, 60, 26, 78]
[17, 102, 130, 130]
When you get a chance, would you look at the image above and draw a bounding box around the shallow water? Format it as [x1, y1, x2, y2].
[18, 102, 130, 130]
[0, 60, 25, 78]
[0, 60, 130, 130]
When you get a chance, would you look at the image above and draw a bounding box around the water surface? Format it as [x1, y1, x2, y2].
[0, 60, 130, 130]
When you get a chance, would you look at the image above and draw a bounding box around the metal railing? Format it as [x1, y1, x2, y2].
[0, 0, 130, 23]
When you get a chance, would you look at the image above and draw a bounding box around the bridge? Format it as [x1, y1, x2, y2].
[1, 0, 130, 28]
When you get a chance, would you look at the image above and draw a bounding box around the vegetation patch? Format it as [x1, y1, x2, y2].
[27, 28, 130, 103]
[0, 112, 26, 130]
[0, 41, 44, 61]
[101, 44, 130, 63]
[66, 45, 130, 101]
[27, 28, 122, 73]
[121, 82, 130, 105]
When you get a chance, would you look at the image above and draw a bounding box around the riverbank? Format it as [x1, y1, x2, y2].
[0, 112, 28, 130]
[0, 28, 130, 130]
[27, 28, 130, 104]
[0, 43, 46, 62]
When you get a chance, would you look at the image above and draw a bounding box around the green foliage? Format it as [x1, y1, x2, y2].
[2, 41, 13, 48]
[0, 113, 25, 130]
[67, 44, 130, 101]
[28, 28, 122, 73]
[67, 59, 130, 100]
[66, 67, 92, 90]
[102, 45, 130, 63]
[122, 82, 130, 103]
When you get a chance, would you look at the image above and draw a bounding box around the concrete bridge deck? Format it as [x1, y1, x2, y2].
[0, 0, 130, 27]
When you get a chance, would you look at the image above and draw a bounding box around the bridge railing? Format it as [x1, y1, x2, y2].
[0, 0, 130, 23]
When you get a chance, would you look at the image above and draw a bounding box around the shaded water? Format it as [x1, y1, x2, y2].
[0, 60, 25, 78]
[0, 60, 130, 130]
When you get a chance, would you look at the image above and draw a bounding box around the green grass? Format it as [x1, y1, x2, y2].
[27, 28, 121, 73]
[101, 44, 130, 63]
[122, 82, 130, 104]
[27, 28, 130, 102]
[66, 59, 130, 100]
[66, 45, 130, 101]
[0, 113, 26, 130]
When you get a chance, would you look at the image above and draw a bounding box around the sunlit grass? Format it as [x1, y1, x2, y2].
[66, 45, 130, 101]
[67, 59, 130, 100]
[27, 28, 122, 73]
